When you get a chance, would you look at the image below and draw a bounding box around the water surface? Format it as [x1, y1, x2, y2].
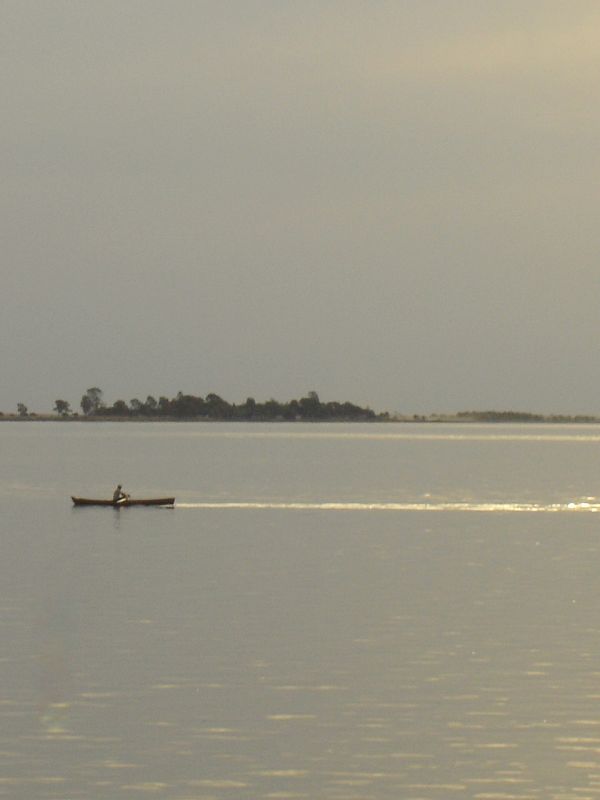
[2, 422, 600, 798]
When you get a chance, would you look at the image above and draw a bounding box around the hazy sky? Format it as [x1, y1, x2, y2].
[3, 1, 600, 414]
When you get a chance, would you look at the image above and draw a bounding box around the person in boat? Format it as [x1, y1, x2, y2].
[113, 484, 129, 503]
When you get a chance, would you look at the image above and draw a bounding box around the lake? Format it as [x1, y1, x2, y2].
[2, 421, 600, 799]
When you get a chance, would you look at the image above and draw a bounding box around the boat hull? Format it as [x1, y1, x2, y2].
[72, 496, 175, 507]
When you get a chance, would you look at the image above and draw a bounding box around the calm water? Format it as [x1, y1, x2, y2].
[3, 422, 600, 799]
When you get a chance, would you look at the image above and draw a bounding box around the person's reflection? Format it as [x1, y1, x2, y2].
[35, 525, 83, 735]
[37, 629, 71, 734]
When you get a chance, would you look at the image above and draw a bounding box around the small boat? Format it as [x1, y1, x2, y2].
[72, 496, 175, 507]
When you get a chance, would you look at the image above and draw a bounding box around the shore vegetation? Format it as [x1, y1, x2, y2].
[4, 391, 600, 423]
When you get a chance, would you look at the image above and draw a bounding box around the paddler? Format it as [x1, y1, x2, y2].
[113, 484, 128, 503]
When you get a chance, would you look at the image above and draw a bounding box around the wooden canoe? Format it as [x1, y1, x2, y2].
[72, 496, 175, 507]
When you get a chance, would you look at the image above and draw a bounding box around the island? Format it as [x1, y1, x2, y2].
[3, 389, 599, 423]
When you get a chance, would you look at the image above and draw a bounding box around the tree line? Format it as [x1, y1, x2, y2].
[11, 394, 599, 423]
[50, 388, 380, 421]
[454, 410, 599, 423]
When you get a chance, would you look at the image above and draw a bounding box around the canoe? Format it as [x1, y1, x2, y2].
[72, 496, 175, 507]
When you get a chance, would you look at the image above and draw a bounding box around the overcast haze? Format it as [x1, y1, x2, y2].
[3, 1, 600, 415]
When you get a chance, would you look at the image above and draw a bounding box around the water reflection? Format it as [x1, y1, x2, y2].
[178, 500, 600, 513]
[5, 425, 600, 797]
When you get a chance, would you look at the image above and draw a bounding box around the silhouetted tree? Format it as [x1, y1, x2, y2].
[205, 393, 231, 418]
[110, 400, 129, 416]
[54, 399, 71, 417]
[299, 391, 321, 418]
[158, 396, 170, 415]
[81, 387, 104, 416]
[145, 396, 158, 415]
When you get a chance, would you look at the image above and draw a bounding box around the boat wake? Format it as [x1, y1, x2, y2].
[176, 501, 600, 514]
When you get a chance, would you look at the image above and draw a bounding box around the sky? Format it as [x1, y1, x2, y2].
[2, 0, 600, 415]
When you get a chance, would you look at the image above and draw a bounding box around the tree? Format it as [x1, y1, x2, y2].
[110, 400, 129, 416]
[264, 398, 283, 418]
[54, 399, 71, 417]
[80, 387, 104, 416]
[17, 403, 28, 417]
[145, 396, 158, 415]
[158, 396, 170, 415]
[205, 393, 232, 419]
[244, 397, 256, 419]
[299, 390, 321, 419]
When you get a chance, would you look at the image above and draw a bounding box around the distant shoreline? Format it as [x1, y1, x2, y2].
[2, 413, 600, 424]
[9, 390, 599, 424]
